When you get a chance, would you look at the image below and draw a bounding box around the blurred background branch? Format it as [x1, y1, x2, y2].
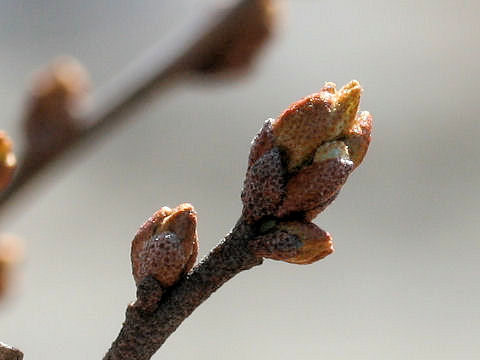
[0, 0, 274, 219]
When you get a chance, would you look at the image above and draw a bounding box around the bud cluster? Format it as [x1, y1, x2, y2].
[242, 81, 372, 264]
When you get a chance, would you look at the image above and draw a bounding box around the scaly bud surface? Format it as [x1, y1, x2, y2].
[241, 147, 286, 223]
[276, 221, 334, 264]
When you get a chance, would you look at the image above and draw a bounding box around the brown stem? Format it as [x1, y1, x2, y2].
[104, 219, 262, 360]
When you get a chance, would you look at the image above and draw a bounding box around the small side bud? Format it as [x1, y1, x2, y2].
[0, 132, 17, 191]
[276, 221, 334, 264]
[250, 221, 333, 264]
[131, 204, 198, 288]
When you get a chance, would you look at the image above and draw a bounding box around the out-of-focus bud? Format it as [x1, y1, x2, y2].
[242, 81, 372, 223]
[249, 220, 333, 264]
[0, 235, 24, 299]
[23, 56, 89, 159]
[0, 341, 23, 360]
[194, 0, 276, 75]
[0, 132, 17, 191]
[131, 204, 198, 288]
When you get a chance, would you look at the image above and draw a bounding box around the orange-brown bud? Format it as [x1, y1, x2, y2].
[131, 204, 198, 288]
[0, 132, 16, 191]
[249, 221, 333, 264]
[276, 221, 334, 264]
[23, 56, 89, 158]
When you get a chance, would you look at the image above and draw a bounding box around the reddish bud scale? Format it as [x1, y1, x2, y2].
[276, 221, 334, 264]
[273, 92, 336, 171]
[249, 230, 300, 261]
[276, 157, 353, 217]
[250, 221, 334, 265]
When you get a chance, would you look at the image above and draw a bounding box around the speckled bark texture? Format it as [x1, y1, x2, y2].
[249, 230, 300, 260]
[104, 220, 262, 360]
[241, 147, 286, 223]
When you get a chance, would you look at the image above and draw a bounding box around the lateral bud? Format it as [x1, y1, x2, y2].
[250, 220, 334, 264]
[131, 204, 198, 289]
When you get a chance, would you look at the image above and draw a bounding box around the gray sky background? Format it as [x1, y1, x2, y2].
[0, 1, 479, 359]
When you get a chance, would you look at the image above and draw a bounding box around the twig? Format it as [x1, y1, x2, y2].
[104, 219, 262, 360]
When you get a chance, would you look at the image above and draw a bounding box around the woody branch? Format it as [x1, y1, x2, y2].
[104, 81, 372, 359]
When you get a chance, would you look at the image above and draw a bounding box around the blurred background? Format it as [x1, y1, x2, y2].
[0, 0, 479, 359]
